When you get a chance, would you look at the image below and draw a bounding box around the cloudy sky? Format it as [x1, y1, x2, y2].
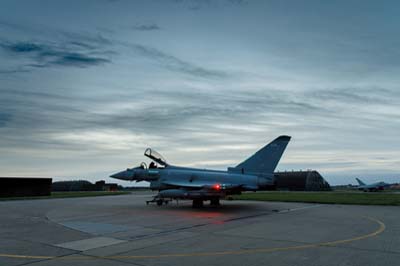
[1, 0, 399, 186]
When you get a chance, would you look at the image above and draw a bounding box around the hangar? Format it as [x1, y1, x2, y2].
[274, 170, 331, 191]
[0, 177, 52, 198]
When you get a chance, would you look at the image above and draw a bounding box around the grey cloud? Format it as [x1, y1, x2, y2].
[129, 44, 228, 79]
[112, 89, 320, 126]
[0, 68, 30, 74]
[132, 24, 160, 31]
[0, 22, 115, 73]
[0, 86, 321, 151]
[228, 89, 323, 114]
[0, 113, 12, 127]
[4, 87, 321, 134]
[170, 0, 246, 10]
[60, 32, 113, 46]
[6, 42, 42, 53]
[1, 20, 224, 79]
[227, 0, 247, 5]
[68, 41, 97, 50]
[0, 85, 353, 145]
[0, 89, 87, 103]
[116, 87, 323, 124]
[0, 19, 27, 32]
[0, 18, 112, 44]
[52, 53, 110, 67]
[308, 87, 399, 105]
[0, 19, 113, 47]
[0, 41, 112, 70]
[0, 89, 86, 119]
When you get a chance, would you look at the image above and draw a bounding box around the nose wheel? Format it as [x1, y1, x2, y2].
[146, 196, 171, 206]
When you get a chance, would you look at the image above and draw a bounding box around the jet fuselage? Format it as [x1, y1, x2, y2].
[110, 135, 291, 207]
[111, 166, 273, 196]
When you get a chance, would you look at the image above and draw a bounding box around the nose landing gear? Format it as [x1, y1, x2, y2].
[146, 196, 171, 206]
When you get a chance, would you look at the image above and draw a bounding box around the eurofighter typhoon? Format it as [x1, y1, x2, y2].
[111, 135, 291, 207]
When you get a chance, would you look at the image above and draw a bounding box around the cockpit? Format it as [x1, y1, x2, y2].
[127, 148, 168, 171]
[144, 148, 168, 166]
[142, 148, 169, 169]
[139, 162, 147, 169]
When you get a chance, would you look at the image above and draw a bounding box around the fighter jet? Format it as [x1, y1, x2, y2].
[355, 178, 391, 192]
[110, 135, 291, 207]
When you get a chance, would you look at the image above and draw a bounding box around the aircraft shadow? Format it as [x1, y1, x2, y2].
[145, 201, 275, 214]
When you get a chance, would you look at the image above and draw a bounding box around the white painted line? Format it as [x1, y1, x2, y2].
[55, 237, 126, 251]
[279, 204, 323, 213]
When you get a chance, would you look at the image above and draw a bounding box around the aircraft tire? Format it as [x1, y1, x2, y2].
[210, 198, 220, 206]
[192, 199, 203, 208]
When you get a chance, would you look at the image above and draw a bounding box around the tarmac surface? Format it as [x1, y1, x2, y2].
[0, 192, 399, 266]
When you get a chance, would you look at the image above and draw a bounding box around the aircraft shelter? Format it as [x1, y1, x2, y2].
[274, 170, 331, 191]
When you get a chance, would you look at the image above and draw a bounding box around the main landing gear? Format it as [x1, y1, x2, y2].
[192, 198, 220, 208]
[146, 196, 171, 206]
[192, 199, 204, 208]
[210, 198, 220, 206]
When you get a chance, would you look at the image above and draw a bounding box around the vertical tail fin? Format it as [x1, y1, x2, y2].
[356, 178, 366, 186]
[232, 135, 291, 174]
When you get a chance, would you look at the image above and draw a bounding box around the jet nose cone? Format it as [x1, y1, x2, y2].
[110, 170, 130, 180]
[109, 172, 119, 178]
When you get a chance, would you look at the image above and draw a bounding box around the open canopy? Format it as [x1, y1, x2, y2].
[144, 148, 168, 166]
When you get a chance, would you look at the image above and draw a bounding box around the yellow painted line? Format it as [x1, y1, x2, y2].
[0, 254, 54, 259]
[0, 216, 385, 260]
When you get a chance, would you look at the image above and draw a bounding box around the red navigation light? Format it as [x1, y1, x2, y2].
[213, 184, 221, 190]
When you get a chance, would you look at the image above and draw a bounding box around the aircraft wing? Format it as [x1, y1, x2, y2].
[161, 180, 244, 190]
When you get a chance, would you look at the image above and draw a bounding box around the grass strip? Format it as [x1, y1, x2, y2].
[233, 191, 400, 206]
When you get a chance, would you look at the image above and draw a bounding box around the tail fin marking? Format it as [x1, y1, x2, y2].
[356, 178, 366, 186]
[233, 135, 291, 175]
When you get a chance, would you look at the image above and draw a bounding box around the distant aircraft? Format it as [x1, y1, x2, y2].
[111, 135, 291, 207]
[355, 178, 391, 192]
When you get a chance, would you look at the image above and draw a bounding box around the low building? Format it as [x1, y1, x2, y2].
[274, 170, 331, 191]
[95, 180, 118, 191]
[0, 177, 52, 197]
